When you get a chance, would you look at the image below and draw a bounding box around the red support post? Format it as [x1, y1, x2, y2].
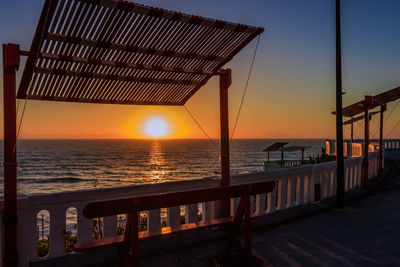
[363, 96, 373, 188]
[379, 104, 386, 173]
[350, 122, 354, 143]
[2, 43, 20, 267]
[219, 69, 231, 217]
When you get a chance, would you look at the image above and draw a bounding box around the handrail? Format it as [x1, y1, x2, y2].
[83, 181, 275, 218]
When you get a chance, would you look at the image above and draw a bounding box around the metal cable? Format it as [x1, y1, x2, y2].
[230, 35, 261, 144]
[184, 105, 219, 150]
[386, 119, 400, 138]
[372, 99, 400, 137]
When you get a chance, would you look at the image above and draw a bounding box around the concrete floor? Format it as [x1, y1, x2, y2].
[141, 155, 400, 267]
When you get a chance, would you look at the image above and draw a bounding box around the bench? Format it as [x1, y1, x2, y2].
[73, 181, 276, 266]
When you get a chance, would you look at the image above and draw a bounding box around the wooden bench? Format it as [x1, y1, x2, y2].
[73, 181, 275, 266]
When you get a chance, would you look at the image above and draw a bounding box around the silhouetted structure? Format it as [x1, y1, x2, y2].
[2, 0, 263, 265]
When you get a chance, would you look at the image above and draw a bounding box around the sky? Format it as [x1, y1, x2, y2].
[0, 0, 399, 139]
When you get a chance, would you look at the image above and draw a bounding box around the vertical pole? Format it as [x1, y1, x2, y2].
[219, 69, 231, 217]
[335, 0, 345, 209]
[363, 96, 372, 188]
[2, 43, 20, 267]
[379, 104, 386, 173]
[350, 122, 354, 143]
[301, 148, 305, 162]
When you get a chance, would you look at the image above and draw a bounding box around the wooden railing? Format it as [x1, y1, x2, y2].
[0, 152, 380, 266]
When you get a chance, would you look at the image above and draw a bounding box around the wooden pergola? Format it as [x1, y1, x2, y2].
[2, 0, 263, 265]
[333, 86, 400, 187]
[343, 111, 379, 142]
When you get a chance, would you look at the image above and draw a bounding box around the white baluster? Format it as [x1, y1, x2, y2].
[309, 169, 317, 202]
[289, 177, 296, 207]
[148, 209, 161, 231]
[49, 206, 66, 258]
[230, 198, 240, 216]
[167, 206, 180, 227]
[255, 194, 266, 216]
[267, 183, 277, 213]
[297, 175, 305, 205]
[185, 204, 198, 223]
[201, 201, 216, 221]
[103, 216, 117, 237]
[277, 178, 287, 210]
[77, 205, 93, 242]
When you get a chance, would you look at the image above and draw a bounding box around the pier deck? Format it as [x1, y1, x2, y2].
[140, 151, 400, 266]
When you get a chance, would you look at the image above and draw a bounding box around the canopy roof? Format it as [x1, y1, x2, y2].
[343, 111, 379, 125]
[332, 86, 400, 117]
[263, 142, 288, 152]
[17, 0, 263, 105]
[282, 146, 311, 152]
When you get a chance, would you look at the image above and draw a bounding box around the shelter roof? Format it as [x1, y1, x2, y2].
[343, 111, 379, 125]
[263, 142, 288, 152]
[282, 146, 311, 152]
[17, 0, 263, 105]
[333, 86, 400, 117]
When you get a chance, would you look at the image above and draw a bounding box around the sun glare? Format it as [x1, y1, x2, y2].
[144, 117, 169, 138]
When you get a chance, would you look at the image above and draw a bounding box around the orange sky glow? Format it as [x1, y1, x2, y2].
[1, 0, 399, 140]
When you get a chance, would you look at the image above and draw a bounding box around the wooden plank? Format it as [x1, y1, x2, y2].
[83, 181, 275, 218]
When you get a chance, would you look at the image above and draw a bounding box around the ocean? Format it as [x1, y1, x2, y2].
[0, 139, 325, 196]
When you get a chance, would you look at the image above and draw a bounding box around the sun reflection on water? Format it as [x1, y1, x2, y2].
[147, 141, 166, 184]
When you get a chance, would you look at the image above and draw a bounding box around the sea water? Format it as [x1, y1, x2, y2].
[0, 139, 325, 237]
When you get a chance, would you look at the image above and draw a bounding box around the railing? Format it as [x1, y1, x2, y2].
[262, 160, 309, 170]
[0, 152, 380, 266]
[326, 139, 400, 157]
[384, 139, 400, 150]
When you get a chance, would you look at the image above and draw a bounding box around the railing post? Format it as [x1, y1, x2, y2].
[219, 69, 231, 217]
[2, 43, 20, 267]
[363, 95, 373, 188]
[335, 0, 345, 208]
[379, 104, 386, 174]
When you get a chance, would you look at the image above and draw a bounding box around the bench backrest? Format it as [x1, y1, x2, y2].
[83, 181, 275, 219]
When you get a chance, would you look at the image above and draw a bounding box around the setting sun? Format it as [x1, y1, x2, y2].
[144, 117, 169, 138]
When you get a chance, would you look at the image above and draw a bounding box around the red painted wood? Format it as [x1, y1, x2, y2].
[73, 216, 242, 252]
[363, 95, 373, 188]
[379, 104, 386, 173]
[74, 180, 269, 266]
[2, 43, 20, 267]
[219, 69, 231, 217]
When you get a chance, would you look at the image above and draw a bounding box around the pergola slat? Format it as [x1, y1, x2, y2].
[333, 86, 400, 117]
[18, 0, 263, 105]
[44, 33, 227, 62]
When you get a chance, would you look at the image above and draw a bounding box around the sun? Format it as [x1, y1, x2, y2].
[144, 117, 169, 138]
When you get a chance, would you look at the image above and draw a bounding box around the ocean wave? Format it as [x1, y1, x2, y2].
[18, 177, 92, 183]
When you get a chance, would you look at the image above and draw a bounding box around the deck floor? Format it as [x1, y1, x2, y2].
[141, 153, 400, 266]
